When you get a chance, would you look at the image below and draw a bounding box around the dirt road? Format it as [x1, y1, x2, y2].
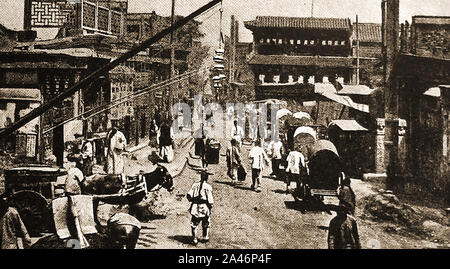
[134, 139, 446, 249]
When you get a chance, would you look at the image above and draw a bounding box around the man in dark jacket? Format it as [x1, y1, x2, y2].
[337, 173, 356, 215]
[328, 195, 361, 249]
[0, 194, 31, 249]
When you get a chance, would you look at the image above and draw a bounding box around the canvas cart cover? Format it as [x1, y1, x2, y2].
[53, 195, 97, 239]
[308, 140, 341, 190]
[310, 140, 339, 157]
[276, 108, 292, 119]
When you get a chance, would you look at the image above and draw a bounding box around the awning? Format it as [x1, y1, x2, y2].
[338, 85, 375, 96]
[423, 87, 441, 97]
[0, 88, 41, 101]
[320, 91, 370, 113]
[329, 120, 368, 132]
[315, 83, 337, 94]
[231, 82, 246, 87]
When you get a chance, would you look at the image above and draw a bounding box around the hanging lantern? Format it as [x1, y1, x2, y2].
[214, 63, 225, 71]
[215, 48, 224, 56]
[218, 74, 226, 80]
[214, 82, 223, 88]
[213, 55, 224, 63]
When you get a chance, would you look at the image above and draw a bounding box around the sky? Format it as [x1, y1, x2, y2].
[1, 0, 450, 48]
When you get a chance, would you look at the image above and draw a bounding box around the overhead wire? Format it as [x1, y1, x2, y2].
[43, 66, 209, 135]
[42, 2, 222, 135]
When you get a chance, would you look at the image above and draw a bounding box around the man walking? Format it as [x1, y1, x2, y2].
[249, 141, 270, 192]
[229, 138, 242, 185]
[328, 203, 361, 249]
[231, 120, 244, 148]
[337, 173, 356, 216]
[268, 135, 284, 178]
[187, 170, 214, 245]
[285, 146, 305, 194]
[157, 119, 175, 163]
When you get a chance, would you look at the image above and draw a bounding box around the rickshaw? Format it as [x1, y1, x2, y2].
[292, 139, 343, 206]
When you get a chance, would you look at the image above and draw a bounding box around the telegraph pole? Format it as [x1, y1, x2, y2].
[0, 0, 222, 139]
[311, 0, 315, 17]
[356, 14, 360, 85]
[168, 0, 176, 120]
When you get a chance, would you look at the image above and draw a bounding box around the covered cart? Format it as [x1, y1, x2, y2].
[293, 140, 343, 205]
[4, 165, 67, 236]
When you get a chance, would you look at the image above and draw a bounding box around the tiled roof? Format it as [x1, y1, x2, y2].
[248, 54, 353, 67]
[352, 23, 381, 43]
[244, 16, 351, 31]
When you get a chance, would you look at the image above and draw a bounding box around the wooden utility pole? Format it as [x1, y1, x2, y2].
[356, 14, 360, 85]
[0, 0, 222, 139]
[229, 15, 235, 99]
[311, 0, 315, 17]
[168, 0, 176, 119]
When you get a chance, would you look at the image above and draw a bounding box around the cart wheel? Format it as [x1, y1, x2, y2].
[9, 190, 52, 237]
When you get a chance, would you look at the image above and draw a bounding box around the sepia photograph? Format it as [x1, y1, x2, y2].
[0, 0, 449, 257]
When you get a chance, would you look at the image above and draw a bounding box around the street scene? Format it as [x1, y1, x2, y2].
[0, 0, 449, 250]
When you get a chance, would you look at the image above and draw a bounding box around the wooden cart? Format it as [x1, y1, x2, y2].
[4, 165, 67, 236]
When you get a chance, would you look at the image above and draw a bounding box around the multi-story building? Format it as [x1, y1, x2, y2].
[19, 0, 196, 146]
[244, 16, 355, 100]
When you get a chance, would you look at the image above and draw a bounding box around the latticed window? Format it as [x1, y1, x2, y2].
[111, 12, 122, 35]
[82, 2, 96, 28]
[97, 7, 109, 31]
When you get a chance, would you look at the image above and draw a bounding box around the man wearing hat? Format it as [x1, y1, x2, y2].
[186, 169, 214, 245]
[327, 189, 361, 249]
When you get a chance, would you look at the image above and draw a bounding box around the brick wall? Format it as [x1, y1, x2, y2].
[413, 24, 450, 59]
